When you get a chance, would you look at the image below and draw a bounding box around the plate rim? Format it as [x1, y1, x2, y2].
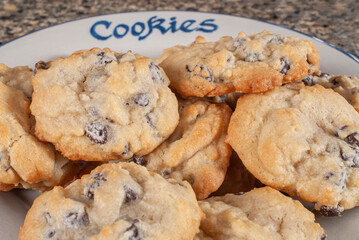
[0, 10, 358, 64]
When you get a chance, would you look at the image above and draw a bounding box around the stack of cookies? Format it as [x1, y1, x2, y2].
[1, 30, 357, 239]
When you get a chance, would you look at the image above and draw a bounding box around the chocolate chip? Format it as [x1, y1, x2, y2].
[34, 61, 49, 75]
[302, 75, 315, 86]
[324, 172, 334, 180]
[279, 58, 291, 74]
[323, 170, 345, 189]
[126, 156, 146, 166]
[85, 122, 109, 144]
[124, 185, 138, 203]
[126, 219, 140, 240]
[35, 61, 49, 70]
[45, 228, 56, 239]
[245, 52, 261, 62]
[340, 147, 359, 167]
[185, 65, 214, 82]
[340, 125, 349, 131]
[145, 113, 156, 129]
[86, 191, 94, 200]
[44, 212, 51, 223]
[148, 62, 164, 83]
[64, 210, 89, 228]
[318, 205, 344, 217]
[85, 173, 107, 200]
[343, 133, 359, 166]
[96, 51, 115, 65]
[133, 93, 149, 106]
[320, 233, 328, 240]
[161, 170, 171, 178]
[233, 37, 246, 49]
[330, 77, 340, 86]
[120, 144, 130, 156]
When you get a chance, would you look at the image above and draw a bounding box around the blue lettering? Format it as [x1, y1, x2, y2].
[131, 22, 146, 36]
[179, 20, 196, 32]
[113, 24, 129, 38]
[139, 16, 167, 40]
[90, 20, 112, 40]
[196, 19, 218, 33]
[89, 17, 219, 41]
[167, 17, 179, 33]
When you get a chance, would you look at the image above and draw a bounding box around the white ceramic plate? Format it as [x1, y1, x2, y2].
[0, 11, 358, 240]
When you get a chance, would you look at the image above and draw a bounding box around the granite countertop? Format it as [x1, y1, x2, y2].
[0, 0, 358, 59]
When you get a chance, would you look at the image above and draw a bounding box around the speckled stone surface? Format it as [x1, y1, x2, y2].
[0, 0, 358, 60]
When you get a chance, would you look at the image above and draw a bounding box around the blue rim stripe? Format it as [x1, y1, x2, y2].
[1, 10, 358, 63]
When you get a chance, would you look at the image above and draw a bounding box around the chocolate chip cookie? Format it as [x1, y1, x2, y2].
[196, 187, 326, 240]
[0, 82, 78, 191]
[160, 31, 320, 97]
[19, 162, 204, 240]
[302, 73, 359, 112]
[143, 100, 232, 199]
[30, 48, 179, 161]
[227, 83, 359, 213]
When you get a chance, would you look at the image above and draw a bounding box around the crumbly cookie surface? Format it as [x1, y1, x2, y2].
[30, 48, 179, 161]
[196, 187, 326, 240]
[227, 83, 359, 213]
[143, 100, 232, 199]
[0, 82, 78, 191]
[19, 162, 203, 240]
[160, 31, 320, 97]
[302, 73, 359, 112]
[0, 63, 33, 98]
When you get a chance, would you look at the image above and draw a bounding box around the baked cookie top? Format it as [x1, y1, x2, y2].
[302, 73, 359, 112]
[30, 48, 179, 161]
[0, 82, 77, 191]
[196, 187, 326, 240]
[227, 83, 359, 212]
[143, 100, 232, 199]
[0, 63, 33, 98]
[160, 31, 320, 97]
[19, 162, 204, 240]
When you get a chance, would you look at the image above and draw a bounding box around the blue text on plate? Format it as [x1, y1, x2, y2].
[90, 16, 218, 41]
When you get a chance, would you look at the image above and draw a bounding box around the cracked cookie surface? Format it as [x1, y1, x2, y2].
[0, 82, 78, 191]
[143, 100, 232, 199]
[30, 48, 179, 161]
[227, 83, 359, 212]
[160, 31, 320, 97]
[19, 162, 203, 240]
[195, 187, 326, 240]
